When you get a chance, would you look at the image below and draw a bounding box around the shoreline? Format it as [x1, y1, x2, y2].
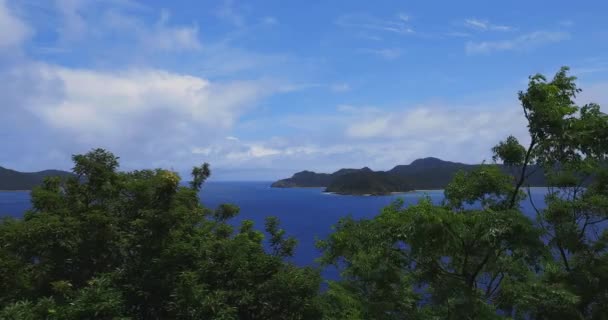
[272, 186, 325, 189]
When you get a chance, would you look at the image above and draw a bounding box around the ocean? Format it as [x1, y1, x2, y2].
[0, 182, 548, 279]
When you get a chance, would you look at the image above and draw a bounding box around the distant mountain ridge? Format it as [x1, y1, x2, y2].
[271, 157, 546, 195]
[0, 166, 72, 190]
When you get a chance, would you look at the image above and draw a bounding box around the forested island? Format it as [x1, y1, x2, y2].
[0, 166, 72, 191]
[272, 157, 547, 195]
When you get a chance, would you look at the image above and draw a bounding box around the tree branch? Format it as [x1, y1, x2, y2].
[509, 138, 537, 209]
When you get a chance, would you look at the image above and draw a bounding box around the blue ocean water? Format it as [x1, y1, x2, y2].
[0, 191, 31, 218]
[0, 182, 548, 279]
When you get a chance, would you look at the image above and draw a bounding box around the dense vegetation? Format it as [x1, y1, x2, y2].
[0, 151, 321, 319]
[325, 168, 410, 195]
[0, 167, 72, 191]
[272, 157, 547, 195]
[0, 67, 606, 319]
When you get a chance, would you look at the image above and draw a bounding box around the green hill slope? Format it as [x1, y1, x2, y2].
[0, 166, 72, 190]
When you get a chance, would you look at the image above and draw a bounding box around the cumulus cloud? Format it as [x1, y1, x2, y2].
[206, 100, 533, 175]
[0, 59, 276, 172]
[0, 0, 294, 173]
[191, 139, 356, 167]
[0, 0, 340, 175]
[297, 102, 530, 169]
[24, 64, 271, 140]
[345, 105, 526, 141]
[466, 31, 569, 54]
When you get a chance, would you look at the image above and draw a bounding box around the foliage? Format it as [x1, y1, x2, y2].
[325, 169, 410, 195]
[317, 67, 608, 319]
[0, 149, 321, 319]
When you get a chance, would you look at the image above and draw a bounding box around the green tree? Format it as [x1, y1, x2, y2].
[0, 149, 321, 319]
[318, 67, 608, 319]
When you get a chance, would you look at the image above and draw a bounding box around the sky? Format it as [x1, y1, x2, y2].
[1, 0, 607, 180]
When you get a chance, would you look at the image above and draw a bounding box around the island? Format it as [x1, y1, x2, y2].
[0, 166, 72, 191]
[271, 157, 546, 195]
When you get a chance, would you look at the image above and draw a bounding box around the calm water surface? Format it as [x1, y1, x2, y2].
[0, 182, 548, 279]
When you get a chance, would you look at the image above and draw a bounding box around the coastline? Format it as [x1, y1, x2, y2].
[279, 186, 444, 196]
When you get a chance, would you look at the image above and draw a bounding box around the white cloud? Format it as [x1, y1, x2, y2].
[360, 48, 402, 60]
[211, 99, 533, 173]
[0, 0, 31, 49]
[191, 147, 213, 156]
[466, 31, 569, 54]
[19, 2, 203, 53]
[342, 103, 530, 166]
[103, 9, 202, 52]
[0, 57, 281, 172]
[345, 106, 525, 140]
[149, 10, 202, 51]
[220, 144, 283, 161]
[192, 81, 606, 175]
[0, 0, 346, 176]
[337, 104, 380, 114]
[464, 18, 512, 31]
[18, 64, 271, 142]
[246, 145, 281, 158]
[336, 13, 414, 35]
[191, 139, 357, 166]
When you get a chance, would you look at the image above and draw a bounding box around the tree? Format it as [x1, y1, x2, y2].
[318, 67, 608, 319]
[0, 149, 321, 319]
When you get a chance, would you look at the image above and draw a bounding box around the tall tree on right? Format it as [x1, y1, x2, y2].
[318, 67, 608, 319]
[493, 67, 608, 318]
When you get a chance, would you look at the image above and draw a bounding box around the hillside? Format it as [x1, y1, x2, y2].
[325, 168, 411, 195]
[270, 168, 362, 188]
[0, 166, 72, 190]
[271, 157, 547, 195]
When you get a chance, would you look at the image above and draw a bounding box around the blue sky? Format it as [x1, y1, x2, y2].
[1, 0, 607, 180]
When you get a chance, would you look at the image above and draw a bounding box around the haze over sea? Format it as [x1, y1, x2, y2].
[0, 182, 548, 279]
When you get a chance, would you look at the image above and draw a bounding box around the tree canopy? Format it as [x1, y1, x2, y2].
[0, 149, 321, 319]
